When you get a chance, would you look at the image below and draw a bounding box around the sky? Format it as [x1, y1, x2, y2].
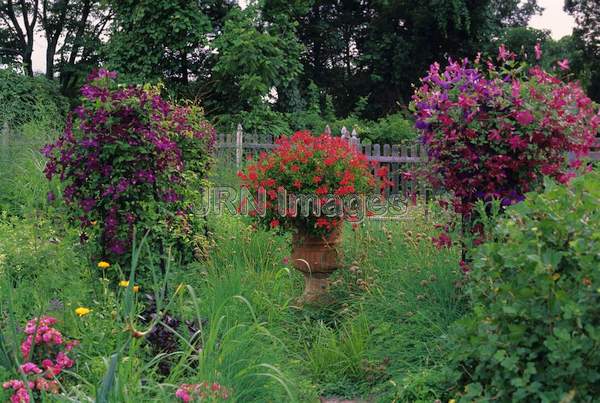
[30, 0, 576, 73]
[529, 0, 576, 39]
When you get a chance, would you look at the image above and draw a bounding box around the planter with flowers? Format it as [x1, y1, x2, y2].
[238, 131, 380, 302]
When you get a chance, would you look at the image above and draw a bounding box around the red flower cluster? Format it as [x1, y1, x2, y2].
[238, 131, 383, 236]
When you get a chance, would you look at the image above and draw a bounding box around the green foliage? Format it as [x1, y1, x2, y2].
[106, 0, 212, 83]
[451, 172, 600, 401]
[210, 6, 303, 133]
[0, 68, 68, 127]
[364, 113, 417, 144]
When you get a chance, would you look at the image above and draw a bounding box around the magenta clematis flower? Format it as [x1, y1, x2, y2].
[557, 59, 570, 71]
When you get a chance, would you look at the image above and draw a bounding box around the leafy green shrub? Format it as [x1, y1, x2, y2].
[451, 171, 600, 401]
[326, 113, 417, 144]
[368, 112, 417, 144]
[0, 69, 68, 127]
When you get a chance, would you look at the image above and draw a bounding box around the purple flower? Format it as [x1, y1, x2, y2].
[80, 199, 96, 212]
[108, 240, 127, 255]
[47, 192, 56, 203]
[415, 120, 430, 130]
[115, 178, 130, 194]
[41, 144, 54, 157]
[162, 189, 180, 203]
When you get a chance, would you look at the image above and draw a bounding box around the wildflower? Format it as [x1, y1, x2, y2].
[75, 307, 91, 317]
[97, 261, 110, 269]
[132, 285, 140, 293]
[119, 280, 129, 287]
[498, 44, 510, 61]
[557, 58, 570, 71]
[20, 362, 42, 375]
[534, 42, 542, 60]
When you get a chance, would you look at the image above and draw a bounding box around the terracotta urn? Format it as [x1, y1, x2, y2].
[291, 226, 343, 303]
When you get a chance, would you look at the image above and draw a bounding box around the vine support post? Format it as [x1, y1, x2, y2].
[236, 123, 243, 168]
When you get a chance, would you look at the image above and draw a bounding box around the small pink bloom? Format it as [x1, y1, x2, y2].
[569, 159, 582, 169]
[20, 362, 42, 375]
[20, 337, 32, 358]
[11, 387, 31, 403]
[3, 380, 25, 390]
[56, 352, 74, 369]
[508, 135, 528, 151]
[515, 110, 534, 126]
[535, 42, 542, 60]
[65, 340, 80, 351]
[557, 59, 570, 71]
[511, 80, 521, 98]
[558, 172, 576, 184]
[175, 387, 191, 402]
[498, 44, 510, 61]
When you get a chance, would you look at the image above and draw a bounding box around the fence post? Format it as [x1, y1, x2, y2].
[235, 123, 243, 169]
[350, 128, 360, 150]
[341, 126, 350, 140]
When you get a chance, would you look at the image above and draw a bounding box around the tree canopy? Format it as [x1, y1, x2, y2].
[2, 0, 597, 131]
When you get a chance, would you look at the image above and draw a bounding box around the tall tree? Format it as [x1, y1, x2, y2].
[565, 0, 600, 100]
[106, 0, 218, 84]
[56, 0, 112, 95]
[40, 0, 69, 79]
[209, 6, 303, 117]
[0, 0, 39, 76]
[490, 0, 543, 27]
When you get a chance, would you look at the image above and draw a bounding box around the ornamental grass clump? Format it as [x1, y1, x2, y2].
[238, 130, 386, 236]
[412, 44, 600, 253]
[43, 69, 215, 264]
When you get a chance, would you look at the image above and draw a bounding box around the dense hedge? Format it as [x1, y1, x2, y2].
[0, 69, 68, 127]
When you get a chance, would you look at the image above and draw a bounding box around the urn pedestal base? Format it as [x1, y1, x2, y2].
[291, 227, 342, 304]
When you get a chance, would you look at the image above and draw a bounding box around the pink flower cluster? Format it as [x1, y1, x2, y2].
[2, 316, 79, 403]
[412, 44, 599, 248]
[175, 382, 229, 402]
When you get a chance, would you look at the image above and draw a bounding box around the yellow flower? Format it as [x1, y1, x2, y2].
[119, 280, 129, 287]
[449, 400, 457, 403]
[91, 221, 98, 226]
[75, 307, 91, 317]
[98, 261, 110, 269]
[132, 285, 140, 293]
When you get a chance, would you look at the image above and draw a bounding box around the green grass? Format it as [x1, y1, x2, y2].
[0, 119, 465, 402]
